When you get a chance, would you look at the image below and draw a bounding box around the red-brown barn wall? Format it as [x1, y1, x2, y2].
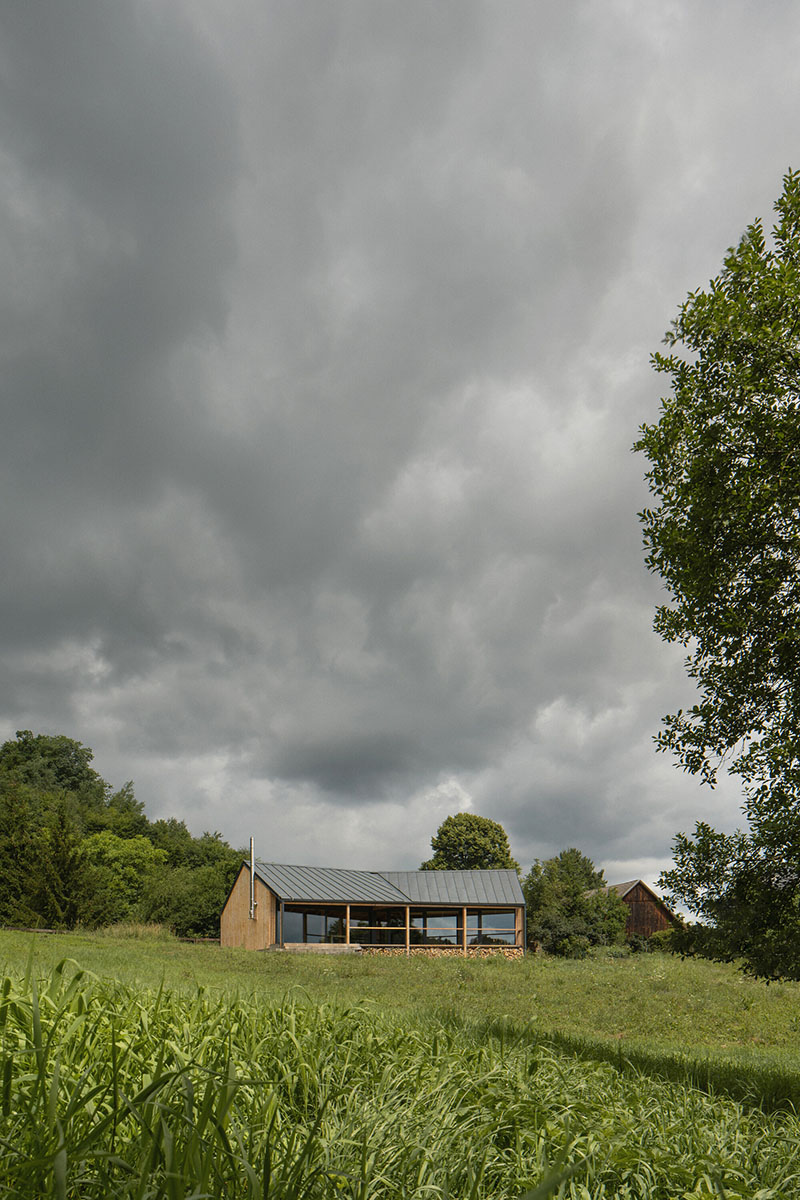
[623, 883, 674, 937]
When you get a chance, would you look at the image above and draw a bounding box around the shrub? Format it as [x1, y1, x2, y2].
[648, 928, 678, 953]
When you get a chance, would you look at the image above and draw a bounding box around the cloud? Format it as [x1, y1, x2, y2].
[2, 0, 799, 880]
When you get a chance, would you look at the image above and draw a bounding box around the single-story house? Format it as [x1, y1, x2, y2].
[601, 879, 680, 938]
[220, 860, 526, 957]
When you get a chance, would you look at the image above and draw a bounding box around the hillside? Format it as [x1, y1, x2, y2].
[2, 933, 800, 1197]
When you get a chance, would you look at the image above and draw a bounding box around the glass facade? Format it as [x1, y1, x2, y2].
[466, 910, 516, 946]
[350, 906, 409, 946]
[409, 911, 459, 945]
[283, 906, 346, 943]
[281, 904, 518, 947]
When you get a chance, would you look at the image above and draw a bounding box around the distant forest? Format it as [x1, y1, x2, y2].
[0, 730, 242, 936]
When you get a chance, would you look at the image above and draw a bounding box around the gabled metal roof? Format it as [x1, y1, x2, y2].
[380, 870, 524, 906]
[252, 862, 524, 906]
[253, 862, 409, 904]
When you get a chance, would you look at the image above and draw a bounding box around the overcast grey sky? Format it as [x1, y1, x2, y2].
[2, 0, 797, 883]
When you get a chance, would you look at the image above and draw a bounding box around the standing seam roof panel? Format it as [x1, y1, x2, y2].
[251, 863, 524, 906]
[253, 863, 408, 903]
[378, 870, 524, 906]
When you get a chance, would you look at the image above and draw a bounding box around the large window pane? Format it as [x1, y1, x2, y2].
[350, 908, 406, 929]
[375, 909, 406, 928]
[351, 928, 405, 946]
[469, 929, 516, 945]
[426, 913, 458, 931]
[283, 905, 346, 943]
[326, 915, 345, 942]
[282, 910, 303, 941]
[408, 909, 460, 945]
[466, 910, 516, 931]
[306, 913, 325, 939]
[475, 910, 515, 930]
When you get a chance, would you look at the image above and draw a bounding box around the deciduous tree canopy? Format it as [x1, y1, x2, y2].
[420, 812, 519, 872]
[522, 848, 627, 957]
[0, 730, 241, 935]
[636, 171, 800, 978]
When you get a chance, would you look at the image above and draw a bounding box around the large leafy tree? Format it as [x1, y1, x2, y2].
[656, 822, 800, 979]
[35, 798, 108, 929]
[420, 812, 519, 872]
[140, 864, 238, 938]
[0, 730, 106, 806]
[84, 832, 169, 923]
[0, 780, 46, 925]
[635, 170, 800, 978]
[0, 730, 241, 935]
[522, 848, 627, 957]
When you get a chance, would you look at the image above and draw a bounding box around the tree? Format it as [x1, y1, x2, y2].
[0, 779, 45, 925]
[0, 730, 245, 936]
[522, 848, 627, 957]
[658, 822, 800, 980]
[146, 816, 196, 866]
[35, 798, 107, 929]
[84, 831, 168, 923]
[98, 782, 149, 838]
[140, 864, 236, 937]
[635, 170, 800, 978]
[420, 812, 519, 872]
[0, 730, 106, 806]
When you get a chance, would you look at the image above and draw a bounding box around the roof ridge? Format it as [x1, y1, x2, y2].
[255, 860, 382, 873]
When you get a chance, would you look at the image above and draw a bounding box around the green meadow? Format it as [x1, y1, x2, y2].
[2, 930, 800, 1197]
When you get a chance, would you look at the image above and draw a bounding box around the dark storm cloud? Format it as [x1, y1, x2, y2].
[3, 0, 800, 878]
[0, 0, 238, 700]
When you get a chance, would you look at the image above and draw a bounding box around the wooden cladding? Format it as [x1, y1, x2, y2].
[220, 865, 276, 949]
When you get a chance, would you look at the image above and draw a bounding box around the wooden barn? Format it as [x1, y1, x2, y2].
[603, 879, 679, 938]
[220, 860, 526, 957]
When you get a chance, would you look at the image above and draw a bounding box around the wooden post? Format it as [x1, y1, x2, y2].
[345, 904, 350, 946]
[462, 906, 467, 958]
[405, 906, 410, 957]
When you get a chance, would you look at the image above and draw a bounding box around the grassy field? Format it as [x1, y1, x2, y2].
[2, 930, 798, 1065]
[2, 931, 800, 1197]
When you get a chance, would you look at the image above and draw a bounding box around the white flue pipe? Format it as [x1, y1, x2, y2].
[249, 837, 256, 919]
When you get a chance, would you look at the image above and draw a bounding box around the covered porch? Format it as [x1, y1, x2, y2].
[279, 902, 521, 955]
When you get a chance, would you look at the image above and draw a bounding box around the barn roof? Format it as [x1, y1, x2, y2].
[606, 880, 640, 899]
[251, 862, 524, 906]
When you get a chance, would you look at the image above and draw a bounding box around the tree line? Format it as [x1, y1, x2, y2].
[1, 736, 629, 953]
[0, 730, 241, 937]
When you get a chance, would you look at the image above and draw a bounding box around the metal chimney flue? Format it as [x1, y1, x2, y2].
[249, 836, 257, 920]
